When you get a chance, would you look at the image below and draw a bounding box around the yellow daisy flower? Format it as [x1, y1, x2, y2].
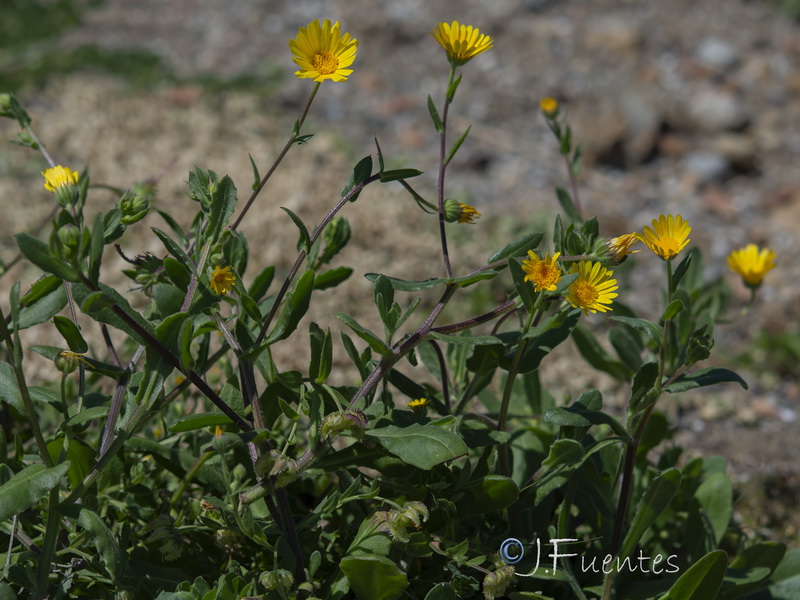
[42, 165, 79, 192]
[288, 19, 358, 83]
[209, 265, 236, 295]
[637, 214, 691, 261]
[521, 251, 562, 293]
[606, 232, 640, 264]
[727, 244, 776, 289]
[431, 21, 493, 66]
[566, 260, 619, 316]
[540, 97, 559, 118]
[408, 398, 429, 409]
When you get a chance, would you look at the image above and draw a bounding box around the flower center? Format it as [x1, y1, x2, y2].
[660, 239, 681, 256]
[535, 264, 559, 287]
[313, 51, 339, 75]
[573, 282, 599, 307]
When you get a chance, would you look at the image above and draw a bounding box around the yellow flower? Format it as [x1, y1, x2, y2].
[289, 19, 358, 83]
[521, 251, 562, 292]
[42, 165, 79, 192]
[727, 244, 776, 289]
[637, 214, 691, 261]
[214, 425, 224, 437]
[566, 260, 619, 316]
[540, 97, 559, 118]
[431, 21, 493, 66]
[606, 232, 640, 264]
[209, 265, 236, 295]
[408, 398, 429, 409]
[444, 199, 481, 223]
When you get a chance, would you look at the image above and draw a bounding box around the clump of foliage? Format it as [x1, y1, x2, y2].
[0, 17, 795, 600]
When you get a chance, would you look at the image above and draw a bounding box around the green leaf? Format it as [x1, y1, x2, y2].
[152, 227, 194, 273]
[373, 274, 394, 331]
[366, 423, 468, 470]
[488, 232, 543, 264]
[572, 325, 631, 381]
[445, 126, 471, 167]
[664, 367, 748, 393]
[309, 323, 333, 384]
[266, 269, 315, 344]
[380, 169, 423, 183]
[248, 153, 261, 190]
[694, 472, 732, 546]
[662, 299, 684, 321]
[610, 316, 662, 346]
[672, 252, 694, 293]
[340, 555, 409, 600]
[364, 270, 497, 292]
[64, 406, 110, 428]
[428, 331, 503, 346]
[46, 439, 92, 492]
[248, 265, 275, 301]
[335, 313, 391, 357]
[661, 550, 727, 600]
[281, 207, 311, 252]
[21, 275, 62, 306]
[609, 326, 643, 372]
[342, 156, 373, 202]
[619, 468, 681, 561]
[178, 317, 194, 371]
[544, 405, 629, 440]
[556, 187, 581, 222]
[163, 257, 190, 291]
[424, 583, 457, 600]
[205, 175, 238, 244]
[375, 137, 385, 173]
[15, 233, 80, 282]
[53, 316, 88, 353]
[0, 463, 70, 521]
[76, 508, 128, 580]
[0, 363, 24, 415]
[88, 212, 104, 286]
[168, 413, 234, 433]
[18, 284, 66, 330]
[314, 266, 353, 290]
[458, 475, 519, 515]
[427, 95, 444, 133]
[508, 258, 536, 313]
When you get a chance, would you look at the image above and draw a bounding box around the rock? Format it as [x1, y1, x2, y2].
[585, 17, 641, 55]
[683, 150, 730, 184]
[712, 133, 758, 172]
[696, 38, 738, 71]
[688, 87, 750, 132]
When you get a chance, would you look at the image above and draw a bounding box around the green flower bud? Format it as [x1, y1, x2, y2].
[57, 224, 81, 249]
[260, 569, 294, 592]
[119, 189, 151, 225]
[55, 351, 84, 374]
[0, 93, 12, 117]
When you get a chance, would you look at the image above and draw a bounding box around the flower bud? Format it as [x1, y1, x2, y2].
[260, 569, 294, 592]
[444, 199, 481, 224]
[55, 350, 84, 374]
[119, 189, 151, 225]
[0, 93, 12, 117]
[483, 565, 515, 600]
[57, 224, 81, 249]
[540, 97, 560, 119]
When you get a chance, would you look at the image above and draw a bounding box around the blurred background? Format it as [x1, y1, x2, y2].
[1, 0, 799, 541]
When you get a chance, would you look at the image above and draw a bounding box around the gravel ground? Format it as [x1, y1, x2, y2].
[1, 0, 799, 541]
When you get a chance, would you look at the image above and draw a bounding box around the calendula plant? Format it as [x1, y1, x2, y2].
[0, 17, 797, 600]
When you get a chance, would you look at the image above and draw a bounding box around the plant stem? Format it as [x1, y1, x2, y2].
[436, 65, 457, 278]
[231, 82, 321, 231]
[33, 488, 60, 599]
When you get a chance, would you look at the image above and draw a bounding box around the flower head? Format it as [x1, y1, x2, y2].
[606, 232, 640, 264]
[540, 97, 559, 119]
[637, 214, 691, 261]
[566, 260, 619, 316]
[42, 165, 79, 192]
[408, 397, 429, 409]
[431, 21, 493, 66]
[727, 244, 776, 289]
[521, 251, 562, 293]
[289, 19, 358, 83]
[444, 199, 481, 224]
[209, 265, 236, 295]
